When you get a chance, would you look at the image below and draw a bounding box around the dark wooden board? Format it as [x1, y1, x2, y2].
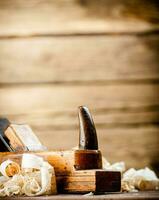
[1, 192, 159, 200]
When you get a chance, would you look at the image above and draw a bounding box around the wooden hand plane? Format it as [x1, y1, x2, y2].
[0, 106, 121, 193]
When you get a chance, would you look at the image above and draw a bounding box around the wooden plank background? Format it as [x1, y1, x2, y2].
[0, 0, 159, 173]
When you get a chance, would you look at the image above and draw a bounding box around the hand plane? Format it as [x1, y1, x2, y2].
[0, 106, 121, 193]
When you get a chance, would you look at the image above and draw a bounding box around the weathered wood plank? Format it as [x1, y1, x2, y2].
[26, 127, 159, 170]
[2, 110, 159, 129]
[0, 35, 159, 83]
[0, 84, 158, 169]
[0, 84, 158, 115]
[0, 0, 158, 36]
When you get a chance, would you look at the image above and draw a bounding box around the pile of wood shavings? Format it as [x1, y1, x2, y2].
[103, 157, 159, 192]
[0, 154, 56, 197]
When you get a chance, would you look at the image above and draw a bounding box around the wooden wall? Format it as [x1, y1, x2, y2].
[0, 0, 159, 172]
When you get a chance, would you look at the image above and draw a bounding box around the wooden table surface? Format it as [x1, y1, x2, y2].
[1, 192, 159, 200]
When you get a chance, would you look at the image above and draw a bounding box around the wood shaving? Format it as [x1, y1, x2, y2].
[122, 167, 159, 192]
[102, 158, 159, 192]
[0, 154, 56, 197]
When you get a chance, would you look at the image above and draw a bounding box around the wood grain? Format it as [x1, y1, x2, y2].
[0, 35, 159, 84]
[0, 84, 158, 169]
[56, 170, 121, 193]
[1, 122, 158, 170]
[3, 109, 159, 128]
[0, 84, 158, 115]
[0, 0, 159, 175]
[0, 0, 158, 37]
[33, 127, 159, 169]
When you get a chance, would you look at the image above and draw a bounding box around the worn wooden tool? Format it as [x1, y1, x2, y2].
[0, 118, 46, 152]
[0, 106, 121, 193]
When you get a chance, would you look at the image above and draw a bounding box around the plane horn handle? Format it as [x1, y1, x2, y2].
[78, 106, 98, 150]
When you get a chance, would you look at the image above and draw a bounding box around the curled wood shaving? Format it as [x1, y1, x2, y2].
[0, 160, 20, 177]
[102, 158, 159, 192]
[102, 157, 126, 173]
[0, 154, 56, 197]
[122, 167, 159, 192]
